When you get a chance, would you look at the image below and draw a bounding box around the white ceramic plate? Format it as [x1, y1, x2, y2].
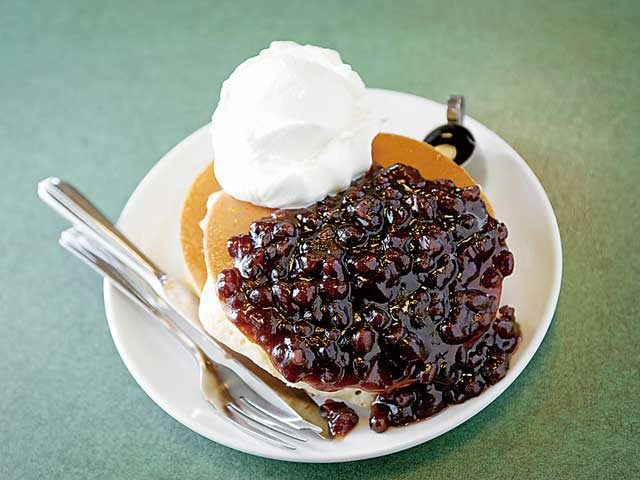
[104, 89, 562, 463]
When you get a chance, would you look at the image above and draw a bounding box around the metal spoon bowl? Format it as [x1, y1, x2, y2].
[424, 95, 476, 167]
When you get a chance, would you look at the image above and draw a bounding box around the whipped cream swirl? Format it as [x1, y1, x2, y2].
[210, 41, 380, 209]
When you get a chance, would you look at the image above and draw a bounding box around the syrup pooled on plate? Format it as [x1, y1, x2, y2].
[216, 163, 520, 433]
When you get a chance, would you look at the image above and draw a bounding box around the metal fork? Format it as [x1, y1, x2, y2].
[38, 177, 325, 449]
[59, 227, 322, 450]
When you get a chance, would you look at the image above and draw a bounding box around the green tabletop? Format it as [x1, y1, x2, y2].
[2, 1, 638, 478]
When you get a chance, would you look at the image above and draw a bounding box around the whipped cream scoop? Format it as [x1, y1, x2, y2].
[210, 41, 380, 209]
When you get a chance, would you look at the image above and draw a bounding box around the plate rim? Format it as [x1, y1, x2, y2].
[103, 88, 563, 463]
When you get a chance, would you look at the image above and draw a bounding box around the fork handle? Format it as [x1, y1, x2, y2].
[59, 229, 208, 375]
[38, 177, 166, 285]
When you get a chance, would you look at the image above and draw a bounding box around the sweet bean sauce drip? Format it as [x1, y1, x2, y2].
[320, 399, 359, 437]
[369, 305, 519, 432]
[217, 163, 520, 432]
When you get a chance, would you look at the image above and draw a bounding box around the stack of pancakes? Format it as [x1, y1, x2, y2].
[179, 133, 493, 406]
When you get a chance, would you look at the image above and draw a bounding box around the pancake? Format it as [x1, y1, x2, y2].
[180, 133, 496, 406]
[179, 162, 221, 292]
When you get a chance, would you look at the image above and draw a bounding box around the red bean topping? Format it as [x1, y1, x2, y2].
[217, 163, 520, 434]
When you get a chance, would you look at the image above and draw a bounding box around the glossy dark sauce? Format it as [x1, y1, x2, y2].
[320, 399, 359, 437]
[216, 163, 520, 432]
